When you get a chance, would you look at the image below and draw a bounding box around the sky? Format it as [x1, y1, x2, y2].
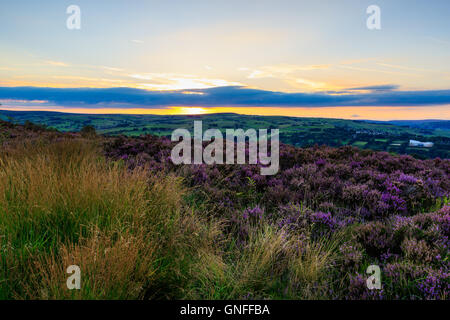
[0, 0, 449, 120]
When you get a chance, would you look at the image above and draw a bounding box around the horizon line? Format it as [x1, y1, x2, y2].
[1, 108, 448, 123]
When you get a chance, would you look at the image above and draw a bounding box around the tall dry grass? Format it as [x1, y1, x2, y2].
[22, 230, 157, 299]
[182, 222, 342, 300]
[0, 139, 221, 299]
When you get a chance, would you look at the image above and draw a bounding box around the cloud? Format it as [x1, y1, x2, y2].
[101, 66, 124, 72]
[129, 73, 242, 90]
[0, 86, 450, 109]
[44, 60, 69, 67]
[346, 85, 400, 91]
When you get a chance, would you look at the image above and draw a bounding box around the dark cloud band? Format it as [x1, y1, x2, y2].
[0, 86, 449, 109]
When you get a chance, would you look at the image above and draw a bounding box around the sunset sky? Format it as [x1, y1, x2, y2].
[1, 0, 449, 120]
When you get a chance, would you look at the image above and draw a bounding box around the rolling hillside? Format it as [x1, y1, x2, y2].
[1, 110, 449, 159]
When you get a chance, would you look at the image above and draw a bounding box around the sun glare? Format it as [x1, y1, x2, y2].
[175, 107, 209, 115]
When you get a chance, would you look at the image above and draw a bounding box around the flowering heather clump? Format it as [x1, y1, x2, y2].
[391, 208, 450, 259]
[398, 173, 419, 185]
[105, 137, 449, 218]
[339, 242, 364, 271]
[276, 204, 308, 232]
[310, 211, 336, 230]
[100, 133, 450, 300]
[309, 211, 337, 238]
[243, 205, 265, 220]
[417, 268, 449, 300]
[345, 273, 384, 300]
[354, 221, 396, 258]
[383, 262, 426, 298]
[275, 206, 337, 238]
[401, 238, 438, 264]
[384, 263, 449, 299]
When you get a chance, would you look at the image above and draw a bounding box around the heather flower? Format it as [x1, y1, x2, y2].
[243, 205, 264, 220]
[401, 238, 437, 264]
[315, 158, 326, 167]
[417, 268, 449, 300]
[339, 242, 363, 271]
[398, 173, 419, 184]
[318, 202, 336, 213]
[392, 215, 413, 233]
[354, 221, 395, 257]
[380, 249, 400, 263]
[345, 273, 384, 300]
[310, 211, 336, 231]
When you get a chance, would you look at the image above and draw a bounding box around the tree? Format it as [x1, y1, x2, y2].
[80, 125, 96, 137]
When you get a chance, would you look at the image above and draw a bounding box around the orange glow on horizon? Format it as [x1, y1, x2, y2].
[1, 105, 449, 121]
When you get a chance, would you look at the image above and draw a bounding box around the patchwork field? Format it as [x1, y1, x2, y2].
[1, 110, 449, 160]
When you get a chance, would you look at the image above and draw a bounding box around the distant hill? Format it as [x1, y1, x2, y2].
[1, 110, 449, 159]
[388, 120, 450, 130]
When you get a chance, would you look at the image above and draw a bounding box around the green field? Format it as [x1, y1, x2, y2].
[1, 110, 449, 159]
